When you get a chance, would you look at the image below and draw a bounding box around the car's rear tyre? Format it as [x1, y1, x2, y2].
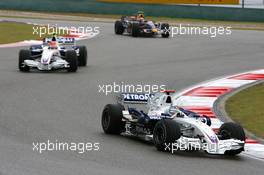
[219, 122, 245, 155]
[132, 23, 140, 37]
[65, 50, 78, 72]
[77, 46, 87, 66]
[101, 104, 125, 134]
[161, 23, 170, 38]
[19, 50, 31, 72]
[153, 119, 181, 152]
[115, 20, 124, 35]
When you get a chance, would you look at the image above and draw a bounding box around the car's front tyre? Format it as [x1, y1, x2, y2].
[115, 20, 124, 35]
[161, 23, 170, 38]
[131, 23, 140, 37]
[219, 122, 245, 155]
[18, 50, 31, 72]
[153, 119, 181, 152]
[77, 46, 87, 66]
[65, 50, 78, 72]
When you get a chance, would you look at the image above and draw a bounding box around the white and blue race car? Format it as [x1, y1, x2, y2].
[101, 90, 245, 155]
[18, 37, 87, 72]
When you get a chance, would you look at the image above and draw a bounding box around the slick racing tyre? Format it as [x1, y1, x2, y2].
[132, 23, 140, 37]
[161, 23, 170, 38]
[101, 104, 125, 134]
[219, 122, 245, 155]
[77, 46, 87, 66]
[65, 50, 78, 72]
[115, 20, 124, 35]
[153, 119, 181, 152]
[18, 50, 31, 72]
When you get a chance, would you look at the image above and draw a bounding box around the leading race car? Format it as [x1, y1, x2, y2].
[101, 90, 245, 155]
[114, 11, 170, 38]
[18, 36, 87, 72]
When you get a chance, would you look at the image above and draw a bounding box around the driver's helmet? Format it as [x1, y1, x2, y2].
[48, 41, 58, 49]
[52, 33, 57, 41]
[137, 11, 144, 19]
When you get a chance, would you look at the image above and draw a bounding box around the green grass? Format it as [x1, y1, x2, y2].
[0, 22, 41, 44]
[0, 21, 69, 44]
[226, 83, 264, 138]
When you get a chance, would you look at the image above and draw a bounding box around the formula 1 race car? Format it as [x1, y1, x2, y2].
[101, 90, 245, 155]
[18, 37, 87, 72]
[114, 11, 170, 38]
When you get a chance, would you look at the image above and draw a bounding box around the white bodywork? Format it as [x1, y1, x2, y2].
[23, 46, 70, 71]
[122, 92, 244, 155]
[173, 117, 244, 154]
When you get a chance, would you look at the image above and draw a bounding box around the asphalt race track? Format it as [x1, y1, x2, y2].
[0, 18, 264, 175]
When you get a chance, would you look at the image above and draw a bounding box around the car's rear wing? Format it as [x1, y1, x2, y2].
[116, 93, 154, 104]
[43, 37, 75, 45]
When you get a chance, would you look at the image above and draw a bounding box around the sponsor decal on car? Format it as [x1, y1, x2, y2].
[122, 93, 154, 103]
